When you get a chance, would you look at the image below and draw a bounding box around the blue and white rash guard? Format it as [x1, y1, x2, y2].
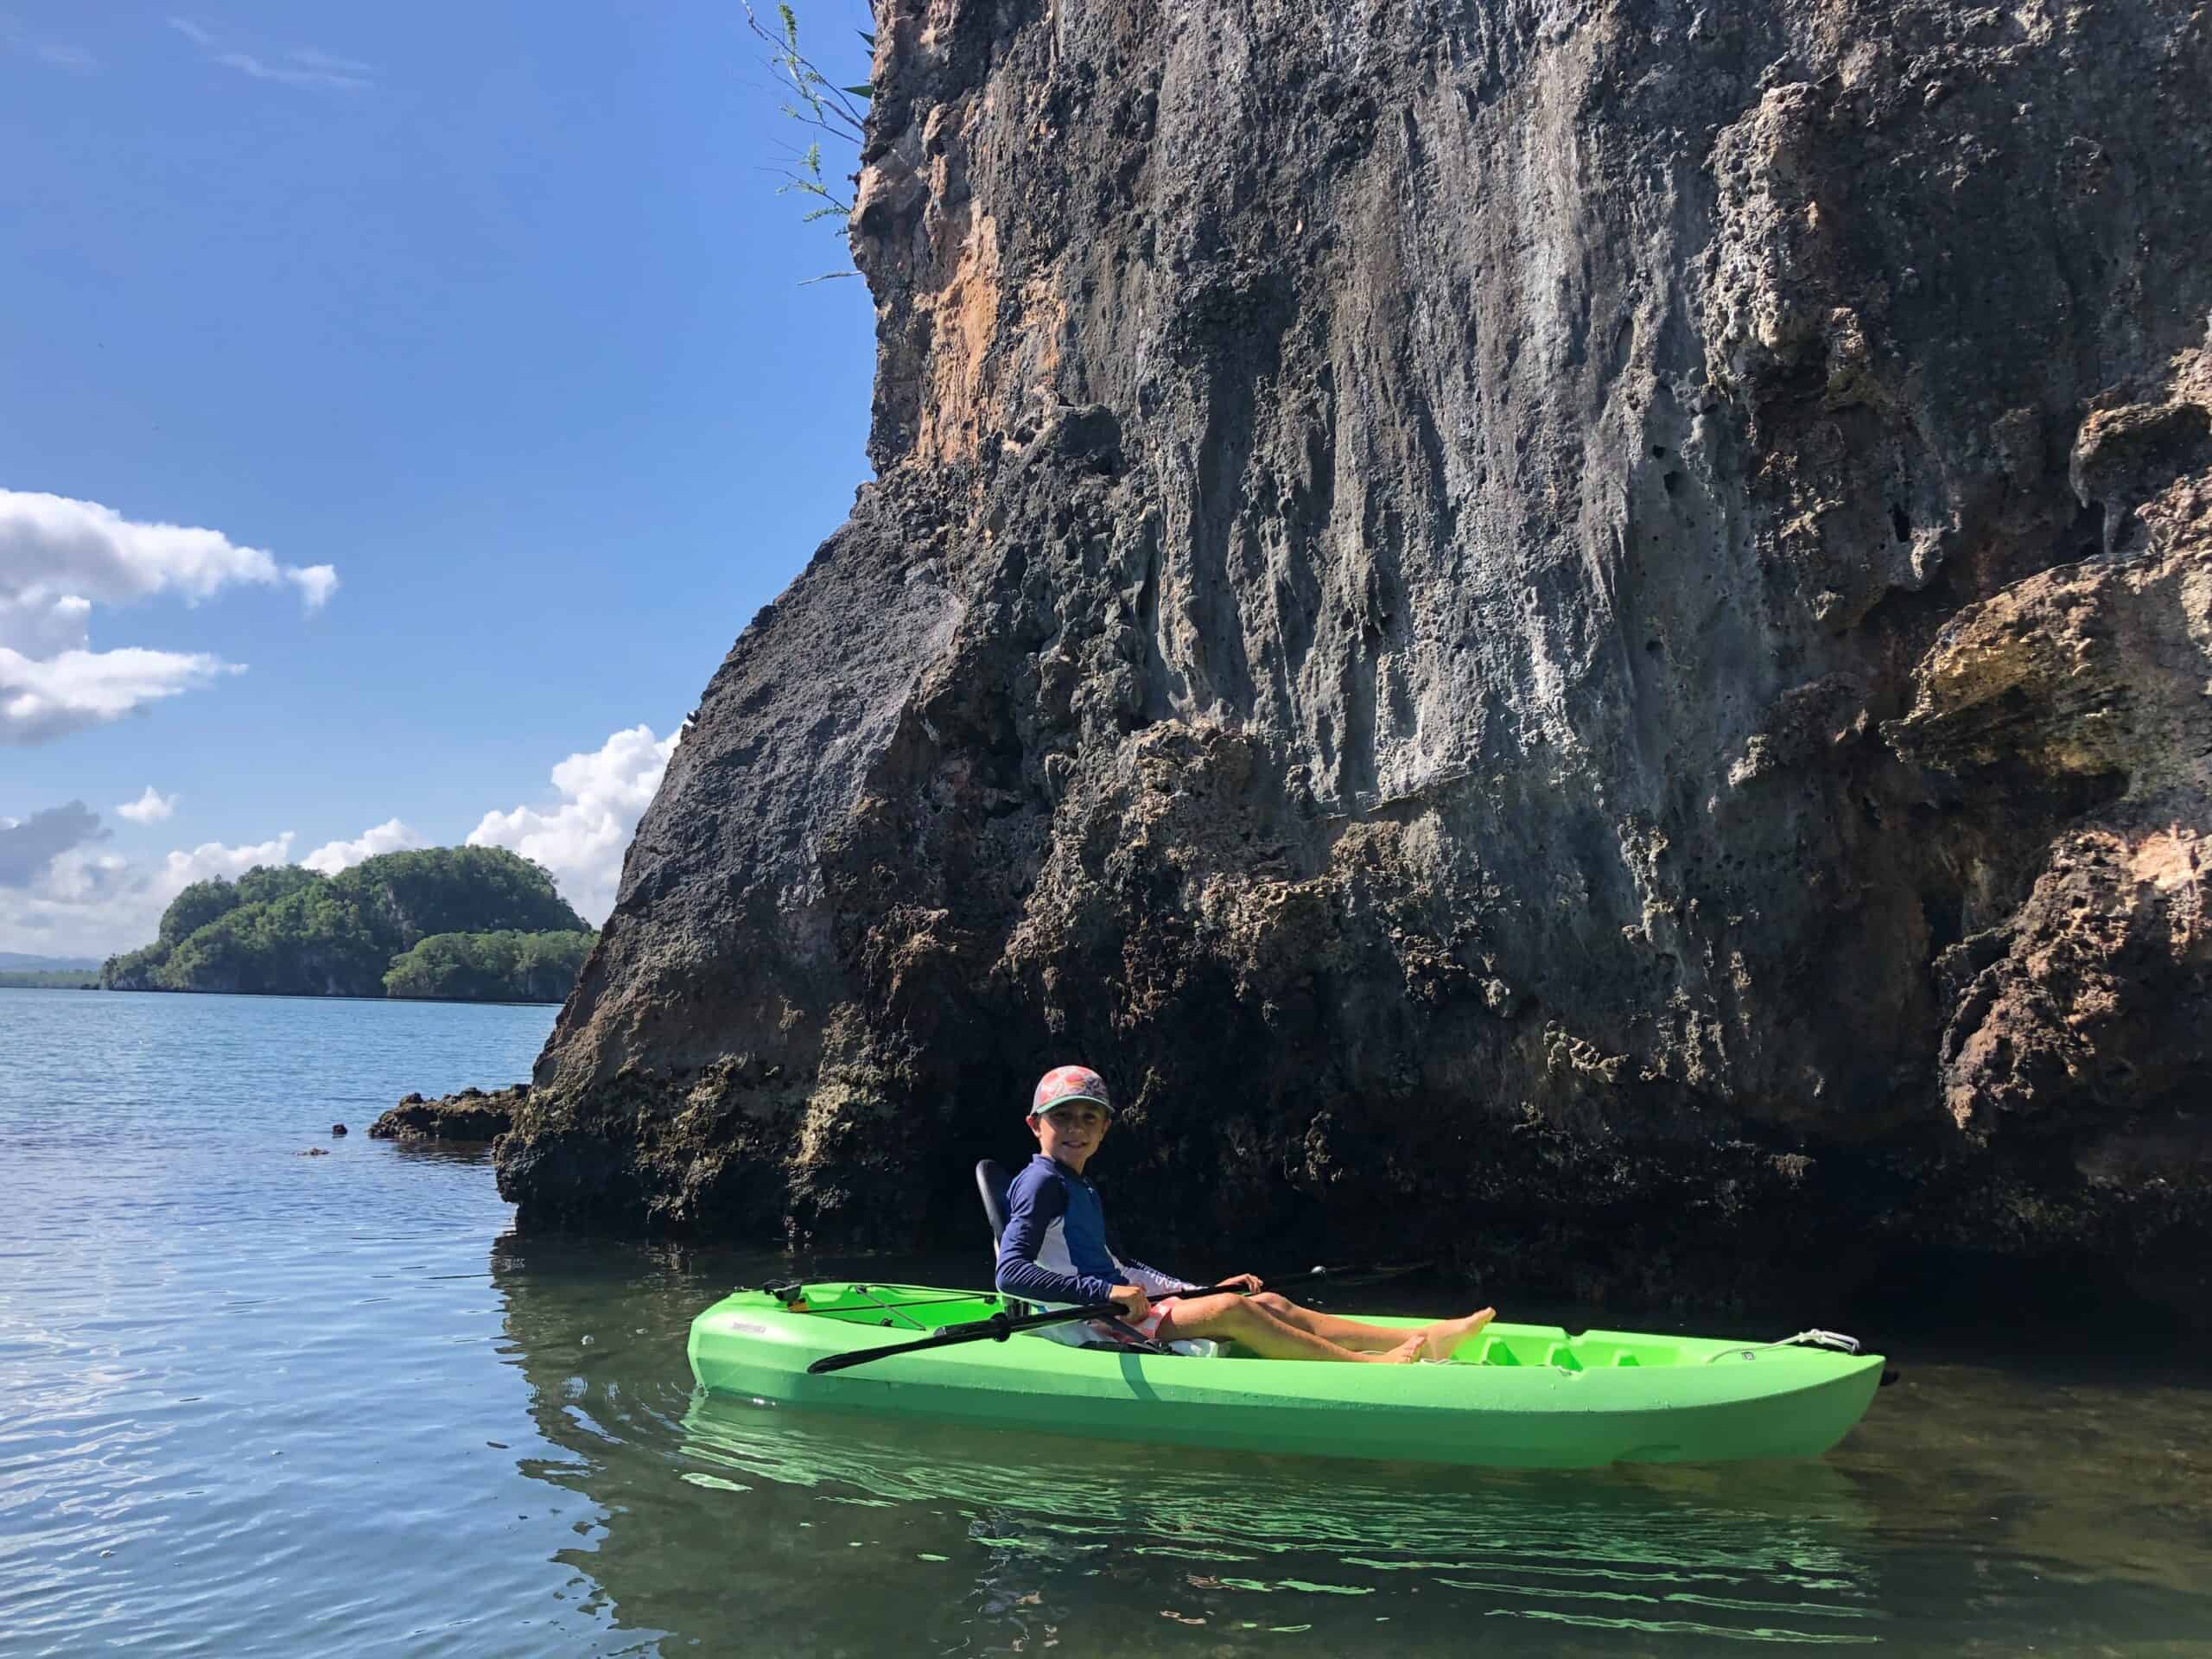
[995, 1153, 1196, 1306]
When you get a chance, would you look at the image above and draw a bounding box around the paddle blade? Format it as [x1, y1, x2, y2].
[1301, 1261, 1435, 1289]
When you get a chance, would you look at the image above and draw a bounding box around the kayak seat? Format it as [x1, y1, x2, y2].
[976, 1160, 1013, 1245]
[976, 1159, 1033, 1318]
[977, 1156, 1216, 1360]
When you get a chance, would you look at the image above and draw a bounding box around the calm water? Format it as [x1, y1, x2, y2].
[3, 988, 2209, 1657]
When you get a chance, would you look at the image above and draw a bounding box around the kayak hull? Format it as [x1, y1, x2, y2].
[687, 1284, 1885, 1469]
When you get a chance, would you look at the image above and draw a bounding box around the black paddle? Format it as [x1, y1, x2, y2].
[802, 1262, 1431, 1376]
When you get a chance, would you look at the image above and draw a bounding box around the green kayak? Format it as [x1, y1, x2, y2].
[687, 1282, 1885, 1468]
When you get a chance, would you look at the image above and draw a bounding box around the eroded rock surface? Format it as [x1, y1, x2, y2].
[1895, 462, 2212, 1163]
[498, 0, 2212, 1312]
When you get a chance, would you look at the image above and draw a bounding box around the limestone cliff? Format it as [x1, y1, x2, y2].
[497, 0, 2212, 1310]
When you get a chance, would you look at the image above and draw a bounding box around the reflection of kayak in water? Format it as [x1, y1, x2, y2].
[673, 1389, 1887, 1646]
[688, 1282, 1885, 1468]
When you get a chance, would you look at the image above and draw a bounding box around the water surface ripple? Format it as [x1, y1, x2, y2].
[3, 988, 2209, 1656]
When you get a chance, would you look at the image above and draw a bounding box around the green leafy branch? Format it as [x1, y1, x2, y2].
[744, 2, 873, 231]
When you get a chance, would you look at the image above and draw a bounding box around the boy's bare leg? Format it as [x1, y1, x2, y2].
[1245, 1293, 1497, 1357]
[1240, 1294, 1441, 1352]
[1162, 1294, 1422, 1363]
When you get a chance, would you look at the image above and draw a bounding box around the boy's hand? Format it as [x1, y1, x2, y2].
[1107, 1284, 1150, 1324]
[1220, 1274, 1264, 1294]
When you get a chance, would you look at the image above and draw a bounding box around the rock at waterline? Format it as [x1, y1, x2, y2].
[331, 1123, 347, 1136]
[370, 1084, 526, 1143]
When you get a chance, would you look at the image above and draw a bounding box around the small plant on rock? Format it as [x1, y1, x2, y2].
[744, 2, 873, 279]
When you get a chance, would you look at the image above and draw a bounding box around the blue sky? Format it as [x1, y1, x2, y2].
[1, 2, 877, 954]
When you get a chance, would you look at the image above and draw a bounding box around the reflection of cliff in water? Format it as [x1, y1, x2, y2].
[487, 1235, 1905, 1655]
[486, 1233, 759, 1655]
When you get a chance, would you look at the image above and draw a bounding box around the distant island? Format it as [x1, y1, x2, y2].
[99, 846, 594, 1003]
[0, 952, 101, 989]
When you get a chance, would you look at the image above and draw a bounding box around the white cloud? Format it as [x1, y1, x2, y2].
[168, 18, 373, 90]
[35, 844, 134, 906]
[302, 817, 423, 874]
[1, 645, 242, 744]
[0, 488, 328, 613]
[0, 488, 336, 745]
[281, 45, 373, 77]
[289, 564, 340, 609]
[468, 723, 680, 924]
[1, 592, 91, 657]
[1, 19, 93, 70]
[213, 49, 371, 91]
[158, 832, 296, 889]
[0, 830, 296, 958]
[118, 786, 180, 824]
[0, 801, 107, 887]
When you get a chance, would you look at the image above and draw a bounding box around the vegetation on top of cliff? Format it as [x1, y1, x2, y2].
[101, 846, 591, 1001]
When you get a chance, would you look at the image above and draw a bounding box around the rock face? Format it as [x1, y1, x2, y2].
[498, 0, 2212, 1310]
[373, 1085, 527, 1143]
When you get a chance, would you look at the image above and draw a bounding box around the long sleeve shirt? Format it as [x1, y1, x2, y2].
[994, 1153, 1196, 1306]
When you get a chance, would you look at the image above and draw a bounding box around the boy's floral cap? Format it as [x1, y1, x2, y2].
[1030, 1065, 1113, 1118]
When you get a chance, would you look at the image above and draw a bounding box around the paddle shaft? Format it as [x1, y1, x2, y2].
[804, 1275, 1263, 1376]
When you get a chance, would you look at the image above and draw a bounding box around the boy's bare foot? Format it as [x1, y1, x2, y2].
[1420, 1308, 1497, 1363]
[1368, 1334, 1426, 1363]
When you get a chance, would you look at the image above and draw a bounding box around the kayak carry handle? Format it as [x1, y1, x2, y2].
[1705, 1328, 1866, 1363]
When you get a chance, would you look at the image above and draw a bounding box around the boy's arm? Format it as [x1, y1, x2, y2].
[1106, 1223, 1198, 1296]
[995, 1169, 1122, 1304]
[1114, 1257, 1198, 1298]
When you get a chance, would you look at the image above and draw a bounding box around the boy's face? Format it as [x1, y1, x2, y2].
[1030, 1101, 1109, 1170]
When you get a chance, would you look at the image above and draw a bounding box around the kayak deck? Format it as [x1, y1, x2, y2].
[687, 1282, 1886, 1469]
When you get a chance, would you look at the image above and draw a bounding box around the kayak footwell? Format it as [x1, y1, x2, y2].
[686, 1283, 1885, 1469]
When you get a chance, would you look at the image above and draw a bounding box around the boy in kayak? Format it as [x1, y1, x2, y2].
[996, 1065, 1496, 1363]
